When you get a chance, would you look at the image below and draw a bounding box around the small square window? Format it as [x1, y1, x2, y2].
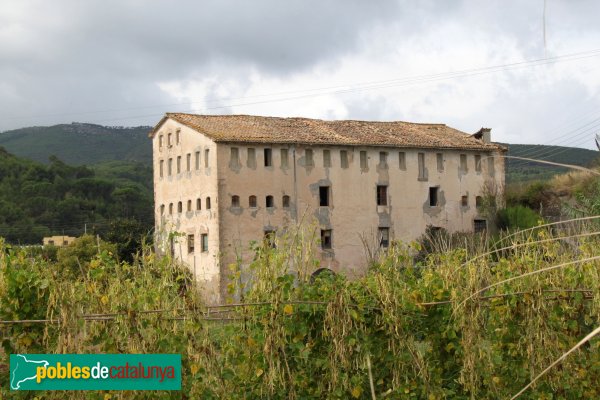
[474, 219, 487, 233]
[249, 195, 257, 208]
[321, 229, 332, 250]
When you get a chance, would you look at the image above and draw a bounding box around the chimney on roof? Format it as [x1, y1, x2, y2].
[473, 127, 491, 143]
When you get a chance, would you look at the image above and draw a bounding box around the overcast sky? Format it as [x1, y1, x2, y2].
[1, 0, 600, 149]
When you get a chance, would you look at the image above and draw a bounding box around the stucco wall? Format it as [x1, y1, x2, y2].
[216, 143, 505, 285]
[152, 119, 221, 303]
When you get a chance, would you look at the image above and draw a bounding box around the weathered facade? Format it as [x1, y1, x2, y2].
[150, 113, 506, 303]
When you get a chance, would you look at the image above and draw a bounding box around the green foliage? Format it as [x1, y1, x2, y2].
[0, 148, 153, 246]
[496, 205, 542, 230]
[506, 144, 599, 183]
[0, 123, 152, 165]
[2, 225, 600, 399]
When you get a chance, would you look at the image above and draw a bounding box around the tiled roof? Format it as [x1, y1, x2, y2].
[150, 113, 505, 152]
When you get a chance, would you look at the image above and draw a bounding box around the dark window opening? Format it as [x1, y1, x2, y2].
[282, 195, 290, 208]
[187, 200, 192, 212]
[187, 234, 194, 254]
[195, 151, 200, 170]
[186, 153, 191, 171]
[201, 234, 208, 252]
[264, 230, 276, 248]
[169, 203, 173, 215]
[196, 198, 201, 210]
[379, 227, 389, 248]
[319, 186, 330, 206]
[264, 148, 272, 167]
[429, 187, 439, 207]
[266, 195, 274, 208]
[474, 219, 487, 233]
[377, 185, 388, 206]
[160, 204, 165, 214]
[461, 195, 468, 207]
[321, 229, 332, 249]
[206, 197, 211, 210]
[204, 149, 209, 168]
[249, 195, 257, 208]
[177, 156, 181, 174]
[232, 195, 240, 207]
[476, 196, 483, 208]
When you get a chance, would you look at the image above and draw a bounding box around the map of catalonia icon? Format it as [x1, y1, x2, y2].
[10, 354, 49, 390]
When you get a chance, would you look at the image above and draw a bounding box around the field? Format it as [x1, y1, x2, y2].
[2, 214, 600, 398]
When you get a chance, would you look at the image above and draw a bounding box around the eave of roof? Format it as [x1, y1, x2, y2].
[149, 113, 507, 152]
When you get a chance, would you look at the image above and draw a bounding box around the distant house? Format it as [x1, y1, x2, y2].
[43, 235, 76, 247]
[150, 113, 506, 303]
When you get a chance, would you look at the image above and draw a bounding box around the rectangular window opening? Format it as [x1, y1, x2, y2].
[378, 227, 389, 248]
[323, 149, 331, 168]
[247, 148, 256, 167]
[437, 153, 444, 172]
[177, 156, 181, 174]
[461, 195, 468, 207]
[398, 152, 406, 170]
[379, 152, 388, 168]
[360, 151, 368, 170]
[230, 147, 239, 166]
[321, 229, 332, 250]
[460, 154, 468, 172]
[475, 154, 482, 172]
[429, 187, 439, 207]
[195, 151, 200, 170]
[319, 186, 330, 207]
[201, 234, 208, 252]
[340, 150, 349, 169]
[186, 153, 191, 171]
[474, 219, 487, 233]
[187, 234, 194, 254]
[159, 160, 164, 177]
[204, 149, 210, 168]
[377, 185, 388, 206]
[281, 149, 289, 168]
[418, 153, 426, 180]
[305, 149, 314, 166]
[264, 148, 272, 167]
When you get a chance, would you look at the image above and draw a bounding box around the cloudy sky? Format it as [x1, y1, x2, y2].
[1, 0, 600, 149]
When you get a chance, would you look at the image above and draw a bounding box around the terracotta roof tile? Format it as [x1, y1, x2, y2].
[151, 113, 505, 152]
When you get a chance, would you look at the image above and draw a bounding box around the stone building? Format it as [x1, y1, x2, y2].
[150, 113, 506, 302]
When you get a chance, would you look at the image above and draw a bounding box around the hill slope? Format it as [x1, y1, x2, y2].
[0, 123, 152, 165]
